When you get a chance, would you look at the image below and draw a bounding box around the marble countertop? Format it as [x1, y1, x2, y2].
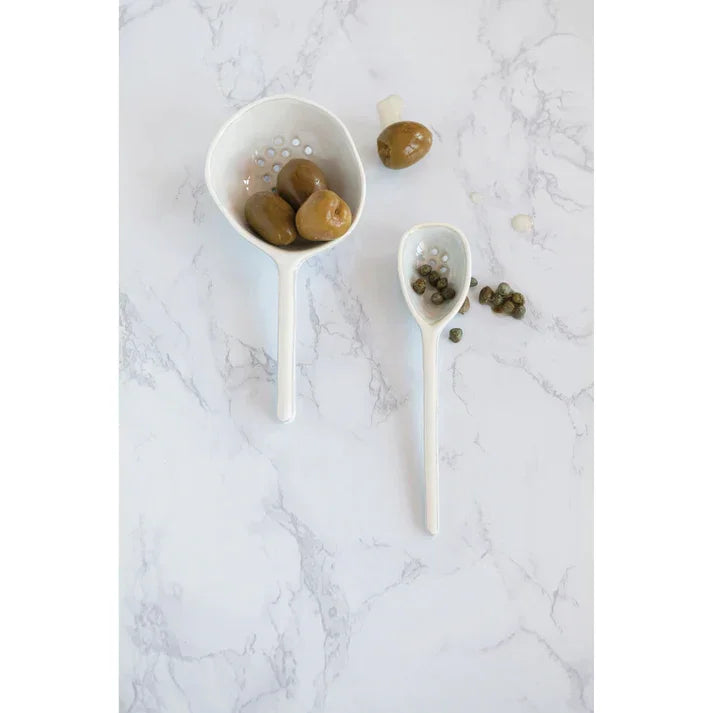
[120, 0, 593, 710]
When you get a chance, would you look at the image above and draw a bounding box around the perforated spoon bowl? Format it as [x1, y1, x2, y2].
[205, 95, 366, 422]
[398, 223, 472, 535]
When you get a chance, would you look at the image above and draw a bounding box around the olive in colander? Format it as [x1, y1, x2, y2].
[244, 191, 298, 247]
[276, 158, 328, 209]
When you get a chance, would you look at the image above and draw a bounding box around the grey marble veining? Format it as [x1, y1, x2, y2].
[120, 0, 592, 710]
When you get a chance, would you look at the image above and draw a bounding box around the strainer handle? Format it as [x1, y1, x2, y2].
[276, 264, 297, 423]
[422, 330, 440, 535]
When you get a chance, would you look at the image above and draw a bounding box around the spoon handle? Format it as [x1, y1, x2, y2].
[276, 264, 297, 423]
[422, 330, 440, 535]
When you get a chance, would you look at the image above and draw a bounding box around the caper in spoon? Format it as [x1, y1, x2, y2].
[412, 278, 427, 295]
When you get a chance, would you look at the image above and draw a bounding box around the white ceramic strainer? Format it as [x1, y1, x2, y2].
[398, 223, 472, 535]
[205, 95, 366, 422]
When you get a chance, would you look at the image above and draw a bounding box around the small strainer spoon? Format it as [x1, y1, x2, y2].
[398, 223, 472, 535]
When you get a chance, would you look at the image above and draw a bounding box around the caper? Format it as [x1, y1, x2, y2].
[418, 264, 432, 276]
[428, 271, 440, 286]
[448, 328, 463, 343]
[513, 304, 526, 319]
[470, 277, 478, 288]
[412, 278, 427, 295]
[497, 282, 512, 297]
[492, 293, 506, 307]
[431, 292, 445, 305]
[459, 296, 470, 314]
[511, 292, 525, 306]
[479, 286, 494, 304]
[436, 276, 448, 290]
[441, 287, 456, 300]
[492, 303, 504, 314]
[502, 300, 516, 315]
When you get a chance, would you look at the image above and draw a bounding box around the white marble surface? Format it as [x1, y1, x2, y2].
[120, 1, 592, 711]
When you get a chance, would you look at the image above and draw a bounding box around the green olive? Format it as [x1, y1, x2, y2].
[295, 189, 352, 241]
[377, 121, 433, 169]
[276, 159, 328, 209]
[244, 191, 297, 247]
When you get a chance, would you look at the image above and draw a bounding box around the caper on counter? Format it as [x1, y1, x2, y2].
[477, 281, 528, 320]
[449, 328, 463, 343]
[479, 286, 494, 304]
[459, 296, 471, 314]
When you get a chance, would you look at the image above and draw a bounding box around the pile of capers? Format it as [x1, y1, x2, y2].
[411, 263, 459, 305]
[478, 282, 526, 319]
[411, 271, 481, 342]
